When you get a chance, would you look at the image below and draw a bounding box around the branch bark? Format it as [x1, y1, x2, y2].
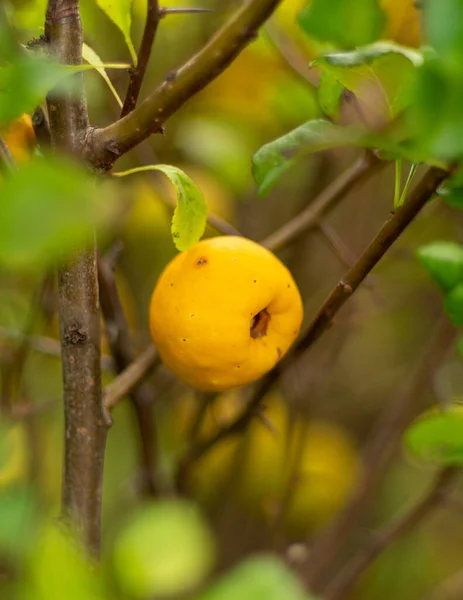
[45, 0, 107, 554]
[324, 467, 459, 600]
[176, 165, 450, 491]
[87, 0, 283, 169]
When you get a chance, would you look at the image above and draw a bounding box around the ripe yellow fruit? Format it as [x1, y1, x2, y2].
[149, 236, 304, 392]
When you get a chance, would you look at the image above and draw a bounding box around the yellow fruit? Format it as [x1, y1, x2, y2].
[237, 392, 289, 519]
[0, 423, 28, 488]
[380, 0, 421, 48]
[2, 114, 36, 163]
[149, 236, 304, 392]
[283, 420, 360, 535]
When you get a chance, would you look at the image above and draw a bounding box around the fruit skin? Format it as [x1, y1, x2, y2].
[149, 236, 303, 392]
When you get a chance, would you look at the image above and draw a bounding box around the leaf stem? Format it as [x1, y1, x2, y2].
[393, 159, 402, 209]
[397, 163, 419, 207]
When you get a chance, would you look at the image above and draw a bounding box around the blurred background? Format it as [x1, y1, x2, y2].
[2, 1, 463, 599]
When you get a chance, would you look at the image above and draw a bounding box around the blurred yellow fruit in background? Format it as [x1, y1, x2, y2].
[1, 114, 36, 163]
[237, 392, 289, 519]
[0, 423, 28, 488]
[283, 420, 361, 536]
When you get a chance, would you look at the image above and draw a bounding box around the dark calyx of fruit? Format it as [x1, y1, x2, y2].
[250, 308, 270, 339]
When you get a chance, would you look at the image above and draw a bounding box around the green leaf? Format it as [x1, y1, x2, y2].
[25, 523, 104, 600]
[0, 56, 75, 128]
[0, 486, 37, 557]
[444, 283, 463, 326]
[82, 43, 124, 108]
[318, 71, 344, 120]
[313, 43, 423, 120]
[252, 119, 404, 196]
[416, 242, 463, 292]
[113, 165, 208, 251]
[298, 0, 386, 49]
[197, 556, 315, 600]
[0, 156, 115, 268]
[95, 0, 137, 65]
[113, 500, 215, 598]
[404, 405, 463, 465]
[424, 0, 463, 64]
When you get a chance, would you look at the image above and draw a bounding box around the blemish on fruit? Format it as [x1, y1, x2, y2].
[190, 314, 195, 317]
[196, 257, 207, 266]
[182, 338, 187, 342]
[250, 308, 270, 339]
[253, 279, 257, 283]
[276, 347, 282, 360]
[170, 283, 174, 287]
[287, 284, 291, 288]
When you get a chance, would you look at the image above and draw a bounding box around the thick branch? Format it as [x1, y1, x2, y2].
[120, 0, 161, 117]
[176, 165, 450, 489]
[88, 0, 283, 169]
[45, 0, 107, 554]
[324, 467, 458, 600]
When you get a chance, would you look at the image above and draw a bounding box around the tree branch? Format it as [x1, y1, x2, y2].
[98, 254, 160, 494]
[261, 153, 382, 252]
[103, 344, 159, 412]
[324, 467, 459, 600]
[45, 0, 107, 554]
[120, 0, 161, 118]
[176, 165, 450, 491]
[88, 0, 283, 169]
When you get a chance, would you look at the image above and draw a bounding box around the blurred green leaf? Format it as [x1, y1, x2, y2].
[113, 500, 215, 598]
[197, 556, 314, 600]
[0, 56, 74, 128]
[404, 406, 463, 465]
[298, 0, 385, 49]
[155, 165, 208, 252]
[0, 156, 115, 268]
[313, 43, 422, 120]
[416, 241, 463, 292]
[437, 171, 463, 209]
[24, 523, 104, 600]
[252, 119, 404, 196]
[444, 283, 463, 326]
[318, 71, 343, 120]
[95, 0, 137, 64]
[424, 0, 463, 64]
[0, 486, 37, 557]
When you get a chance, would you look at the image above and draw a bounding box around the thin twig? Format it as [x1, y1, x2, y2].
[176, 165, 450, 491]
[324, 468, 459, 600]
[264, 22, 317, 86]
[103, 344, 159, 412]
[0, 326, 114, 370]
[98, 254, 160, 494]
[160, 7, 213, 16]
[305, 319, 455, 592]
[121, 0, 161, 117]
[261, 153, 383, 252]
[89, 0, 283, 168]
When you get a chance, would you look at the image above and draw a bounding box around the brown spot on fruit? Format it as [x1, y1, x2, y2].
[250, 308, 270, 339]
[196, 257, 207, 266]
